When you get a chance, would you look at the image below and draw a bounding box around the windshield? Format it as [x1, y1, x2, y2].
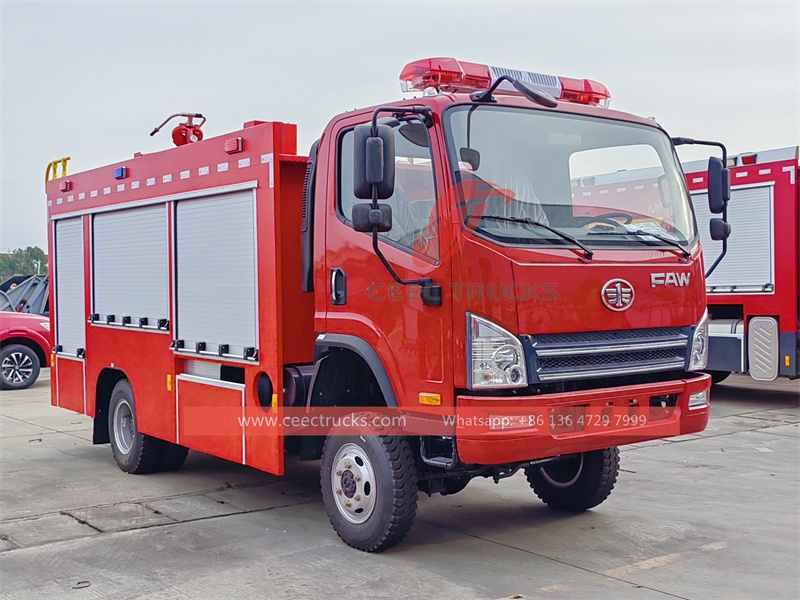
[444, 105, 696, 250]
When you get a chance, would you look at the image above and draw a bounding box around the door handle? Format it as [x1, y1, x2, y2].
[330, 268, 346, 305]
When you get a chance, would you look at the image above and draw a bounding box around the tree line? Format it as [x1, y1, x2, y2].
[0, 247, 48, 282]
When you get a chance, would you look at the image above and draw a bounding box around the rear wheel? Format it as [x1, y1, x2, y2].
[525, 448, 619, 512]
[159, 443, 189, 471]
[0, 344, 41, 390]
[108, 379, 164, 474]
[321, 416, 418, 552]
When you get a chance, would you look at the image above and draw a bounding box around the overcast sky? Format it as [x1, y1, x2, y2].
[1, 1, 798, 251]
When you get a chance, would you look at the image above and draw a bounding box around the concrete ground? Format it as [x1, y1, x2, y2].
[0, 371, 797, 600]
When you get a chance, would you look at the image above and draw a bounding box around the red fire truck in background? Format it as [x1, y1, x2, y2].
[683, 147, 799, 383]
[45, 58, 726, 551]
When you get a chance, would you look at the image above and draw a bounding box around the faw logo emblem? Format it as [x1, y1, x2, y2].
[651, 272, 691, 288]
[601, 279, 634, 311]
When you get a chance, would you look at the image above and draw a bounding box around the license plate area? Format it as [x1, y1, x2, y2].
[548, 392, 675, 436]
[549, 404, 587, 434]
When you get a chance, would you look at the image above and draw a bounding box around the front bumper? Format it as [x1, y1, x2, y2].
[456, 373, 711, 465]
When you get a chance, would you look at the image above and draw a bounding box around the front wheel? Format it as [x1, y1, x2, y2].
[321, 417, 418, 552]
[525, 448, 619, 512]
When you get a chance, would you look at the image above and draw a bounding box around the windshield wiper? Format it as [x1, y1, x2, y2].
[475, 215, 593, 260]
[587, 229, 690, 259]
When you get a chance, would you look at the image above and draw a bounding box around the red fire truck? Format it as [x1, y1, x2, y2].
[683, 147, 799, 383]
[46, 58, 724, 552]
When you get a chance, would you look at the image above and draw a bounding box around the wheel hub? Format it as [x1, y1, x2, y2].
[113, 399, 135, 455]
[540, 454, 584, 489]
[2, 352, 33, 385]
[331, 443, 376, 524]
[341, 470, 357, 498]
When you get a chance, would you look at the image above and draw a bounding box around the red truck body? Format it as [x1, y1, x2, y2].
[45, 58, 715, 550]
[684, 147, 799, 381]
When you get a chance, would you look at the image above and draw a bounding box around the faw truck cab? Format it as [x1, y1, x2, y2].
[45, 57, 728, 552]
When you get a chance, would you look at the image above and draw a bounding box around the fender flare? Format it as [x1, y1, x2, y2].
[313, 333, 398, 407]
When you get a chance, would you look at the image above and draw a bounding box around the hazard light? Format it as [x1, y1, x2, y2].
[399, 57, 611, 107]
[739, 153, 757, 165]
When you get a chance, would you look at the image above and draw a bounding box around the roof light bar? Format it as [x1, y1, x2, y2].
[399, 57, 610, 107]
[399, 58, 491, 94]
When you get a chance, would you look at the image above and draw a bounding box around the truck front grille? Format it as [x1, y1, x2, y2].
[527, 327, 690, 382]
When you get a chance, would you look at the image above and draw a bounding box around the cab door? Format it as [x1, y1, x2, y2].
[322, 115, 454, 410]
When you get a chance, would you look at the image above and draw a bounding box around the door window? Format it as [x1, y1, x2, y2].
[338, 122, 438, 258]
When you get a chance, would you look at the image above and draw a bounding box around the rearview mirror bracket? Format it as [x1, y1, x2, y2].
[351, 106, 441, 306]
[672, 136, 731, 278]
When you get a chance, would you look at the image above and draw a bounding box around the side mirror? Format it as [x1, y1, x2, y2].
[710, 218, 731, 241]
[707, 156, 730, 214]
[352, 203, 393, 233]
[354, 124, 395, 200]
[459, 147, 480, 170]
[512, 80, 559, 108]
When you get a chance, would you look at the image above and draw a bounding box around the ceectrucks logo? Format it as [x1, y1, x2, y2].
[601, 279, 634, 311]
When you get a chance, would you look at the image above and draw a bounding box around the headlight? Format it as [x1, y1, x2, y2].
[688, 389, 709, 409]
[467, 313, 527, 389]
[688, 310, 709, 371]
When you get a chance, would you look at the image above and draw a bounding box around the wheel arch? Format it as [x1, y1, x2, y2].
[93, 367, 128, 444]
[296, 335, 397, 462]
[0, 337, 47, 367]
[311, 334, 398, 408]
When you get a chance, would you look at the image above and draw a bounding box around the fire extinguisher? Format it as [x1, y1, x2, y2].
[150, 113, 206, 147]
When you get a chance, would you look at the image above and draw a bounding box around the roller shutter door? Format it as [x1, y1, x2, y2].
[175, 190, 258, 357]
[691, 184, 773, 291]
[93, 205, 169, 326]
[55, 218, 85, 354]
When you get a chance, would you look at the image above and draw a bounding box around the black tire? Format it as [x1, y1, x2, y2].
[108, 379, 165, 474]
[525, 448, 620, 512]
[321, 415, 418, 552]
[0, 344, 41, 390]
[708, 370, 731, 386]
[159, 443, 189, 471]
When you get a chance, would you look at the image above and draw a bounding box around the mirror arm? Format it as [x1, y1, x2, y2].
[370, 229, 441, 306]
[706, 201, 731, 278]
[671, 137, 728, 165]
[470, 76, 512, 103]
[370, 106, 433, 135]
[673, 136, 732, 278]
[364, 106, 441, 306]
[705, 235, 727, 278]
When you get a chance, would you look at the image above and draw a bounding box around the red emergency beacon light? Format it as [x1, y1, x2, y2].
[399, 57, 611, 107]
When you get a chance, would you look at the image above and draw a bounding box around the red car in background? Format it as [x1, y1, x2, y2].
[0, 311, 52, 390]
